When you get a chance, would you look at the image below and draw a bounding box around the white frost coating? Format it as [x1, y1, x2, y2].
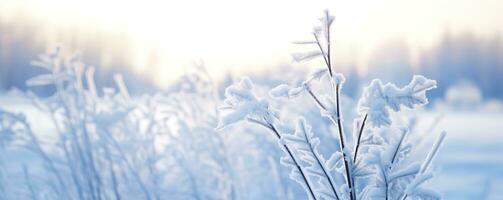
[319, 94, 337, 118]
[239, 76, 254, 90]
[269, 69, 329, 100]
[389, 163, 421, 181]
[292, 51, 324, 63]
[358, 75, 437, 127]
[216, 100, 269, 130]
[332, 73, 346, 86]
[419, 131, 446, 173]
[280, 118, 341, 200]
[404, 172, 434, 195]
[113, 74, 131, 100]
[269, 84, 290, 99]
[213, 11, 444, 200]
[326, 152, 343, 170]
[403, 131, 446, 198]
[306, 68, 328, 83]
[85, 67, 98, 97]
[289, 85, 306, 97]
[279, 149, 315, 200]
[269, 83, 307, 99]
[216, 77, 273, 130]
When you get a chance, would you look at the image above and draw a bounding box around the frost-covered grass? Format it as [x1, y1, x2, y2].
[2, 96, 501, 199]
[216, 11, 447, 200]
[1, 45, 327, 199]
[0, 49, 243, 200]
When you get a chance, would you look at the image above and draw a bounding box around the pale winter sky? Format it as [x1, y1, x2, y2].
[0, 0, 502, 86]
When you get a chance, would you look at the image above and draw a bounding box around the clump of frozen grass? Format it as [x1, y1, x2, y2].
[2, 48, 312, 199]
[0, 48, 248, 199]
[217, 11, 445, 200]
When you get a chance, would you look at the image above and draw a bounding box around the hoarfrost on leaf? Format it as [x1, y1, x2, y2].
[280, 118, 341, 200]
[307, 68, 328, 82]
[216, 77, 273, 130]
[269, 84, 291, 99]
[292, 51, 325, 63]
[358, 75, 437, 127]
[269, 83, 307, 99]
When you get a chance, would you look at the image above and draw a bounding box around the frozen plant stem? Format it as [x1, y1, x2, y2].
[313, 33, 331, 77]
[401, 131, 446, 200]
[419, 131, 446, 174]
[312, 11, 356, 198]
[217, 10, 442, 200]
[334, 84, 356, 200]
[307, 89, 327, 110]
[353, 113, 368, 163]
[325, 10, 333, 77]
[302, 126, 340, 200]
[307, 87, 347, 199]
[319, 11, 355, 199]
[249, 119, 317, 200]
[381, 166, 389, 200]
[390, 130, 408, 167]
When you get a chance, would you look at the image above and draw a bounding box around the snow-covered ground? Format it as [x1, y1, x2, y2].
[416, 112, 503, 199]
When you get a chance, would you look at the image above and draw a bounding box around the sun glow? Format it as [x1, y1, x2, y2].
[1, 0, 502, 86]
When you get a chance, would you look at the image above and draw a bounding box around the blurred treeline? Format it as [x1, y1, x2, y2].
[0, 13, 158, 96]
[363, 33, 503, 101]
[1, 14, 502, 100]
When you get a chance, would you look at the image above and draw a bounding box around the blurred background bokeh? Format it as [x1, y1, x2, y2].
[1, 0, 502, 101]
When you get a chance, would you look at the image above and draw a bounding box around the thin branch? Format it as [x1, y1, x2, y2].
[248, 119, 318, 200]
[302, 127, 340, 200]
[382, 166, 389, 200]
[313, 18, 355, 198]
[322, 14, 355, 197]
[247, 118, 279, 138]
[419, 131, 446, 174]
[400, 131, 446, 200]
[313, 33, 331, 77]
[334, 84, 356, 200]
[270, 124, 318, 200]
[353, 113, 368, 163]
[307, 89, 327, 110]
[390, 130, 408, 167]
[325, 11, 333, 78]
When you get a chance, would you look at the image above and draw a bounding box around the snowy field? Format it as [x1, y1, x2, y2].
[416, 112, 503, 199]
